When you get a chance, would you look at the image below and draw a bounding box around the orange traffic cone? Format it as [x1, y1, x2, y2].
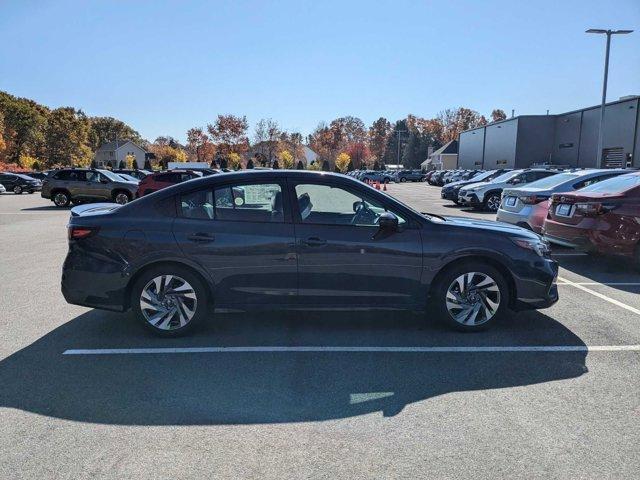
[375, 180, 381, 190]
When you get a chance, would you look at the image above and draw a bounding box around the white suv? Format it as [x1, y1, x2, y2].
[458, 169, 560, 212]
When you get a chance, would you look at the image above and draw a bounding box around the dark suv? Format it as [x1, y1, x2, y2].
[41, 168, 139, 207]
[0, 172, 42, 194]
[395, 170, 425, 182]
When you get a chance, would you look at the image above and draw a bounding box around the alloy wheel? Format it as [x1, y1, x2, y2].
[486, 195, 500, 211]
[54, 192, 69, 207]
[115, 192, 130, 205]
[14, 186, 22, 194]
[445, 272, 501, 326]
[140, 275, 197, 331]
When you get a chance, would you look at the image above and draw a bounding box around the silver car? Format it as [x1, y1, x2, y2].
[497, 169, 628, 232]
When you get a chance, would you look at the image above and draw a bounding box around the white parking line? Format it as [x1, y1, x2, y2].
[63, 345, 640, 355]
[558, 282, 640, 286]
[558, 276, 640, 316]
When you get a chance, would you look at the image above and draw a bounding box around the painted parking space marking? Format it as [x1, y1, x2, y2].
[557, 282, 640, 286]
[558, 276, 640, 316]
[63, 345, 640, 355]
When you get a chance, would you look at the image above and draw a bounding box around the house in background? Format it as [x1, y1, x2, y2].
[421, 140, 458, 170]
[94, 140, 147, 169]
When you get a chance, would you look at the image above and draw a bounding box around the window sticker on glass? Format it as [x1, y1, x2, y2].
[234, 197, 244, 206]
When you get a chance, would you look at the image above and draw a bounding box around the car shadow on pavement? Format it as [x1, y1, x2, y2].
[0, 309, 587, 426]
[21, 205, 70, 211]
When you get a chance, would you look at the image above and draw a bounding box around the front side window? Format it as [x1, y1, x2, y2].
[294, 183, 406, 226]
[213, 183, 283, 222]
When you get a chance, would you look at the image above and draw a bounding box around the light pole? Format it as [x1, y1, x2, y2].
[396, 130, 407, 168]
[585, 28, 633, 167]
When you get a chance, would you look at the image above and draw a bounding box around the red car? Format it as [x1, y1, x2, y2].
[542, 172, 640, 264]
[137, 170, 202, 197]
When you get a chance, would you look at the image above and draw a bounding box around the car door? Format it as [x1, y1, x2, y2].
[83, 170, 108, 199]
[290, 179, 424, 308]
[0, 174, 15, 190]
[172, 179, 298, 307]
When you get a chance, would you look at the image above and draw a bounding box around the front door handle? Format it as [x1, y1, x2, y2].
[187, 233, 215, 243]
[302, 237, 326, 247]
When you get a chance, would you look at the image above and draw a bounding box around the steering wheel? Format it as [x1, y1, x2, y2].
[351, 202, 379, 225]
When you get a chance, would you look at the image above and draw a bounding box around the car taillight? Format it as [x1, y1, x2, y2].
[68, 226, 99, 240]
[574, 203, 615, 216]
[519, 195, 549, 205]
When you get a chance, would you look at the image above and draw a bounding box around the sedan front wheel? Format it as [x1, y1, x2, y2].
[432, 262, 508, 331]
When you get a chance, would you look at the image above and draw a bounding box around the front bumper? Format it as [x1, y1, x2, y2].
[458, 192, 482, 206]
[512, 257, 559, 310]
[441, 189, 460, 201]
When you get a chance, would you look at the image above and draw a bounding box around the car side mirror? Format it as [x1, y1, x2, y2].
[378, 212, 399, 231]
[353, 200, 364, 212]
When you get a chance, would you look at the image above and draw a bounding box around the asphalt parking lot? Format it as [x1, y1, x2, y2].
[1, 187, 639, 479]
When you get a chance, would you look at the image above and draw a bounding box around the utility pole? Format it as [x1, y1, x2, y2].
[396, 130, 407, 168]
[586, 28, 633, 167]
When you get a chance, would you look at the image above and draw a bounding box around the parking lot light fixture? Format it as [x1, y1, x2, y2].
[585, 28, 633, 167]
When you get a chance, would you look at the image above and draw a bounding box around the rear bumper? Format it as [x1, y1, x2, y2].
[61, 248, 129, 312]
[496, 208, 535, 230]
[542, 219, 597, 251]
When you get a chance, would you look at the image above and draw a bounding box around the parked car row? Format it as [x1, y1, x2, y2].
[0, 172, 43, 194]
[427, 169, 485, 187]
[347, 169, 427, 183]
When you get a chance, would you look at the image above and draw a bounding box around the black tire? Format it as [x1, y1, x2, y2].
[131, 264, 209, 337]
[28, 190, 34, 194]
[400, 177, 407, 183]
[52, 191, 70, 207]
[13, 186, 23, 194]
[383, 178, 390, 184]
[484, 193, 501, 212]
[113, 190, 131, 205]
[431, 261, 509, 332]
[453, 199, 460, 206]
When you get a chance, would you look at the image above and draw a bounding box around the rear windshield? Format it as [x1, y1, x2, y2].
[578, 173, 640, 193]
[97, 169, 122, 182]
[524, 172, 580, 189]
[491, 170, 521, 183]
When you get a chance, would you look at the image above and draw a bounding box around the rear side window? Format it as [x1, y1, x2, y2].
[213, 183, 283, 223]
[181, 189, 214, 220]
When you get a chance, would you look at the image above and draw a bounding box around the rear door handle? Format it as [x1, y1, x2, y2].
[302, 237, 326, 247]
[187, 233, 215, 243]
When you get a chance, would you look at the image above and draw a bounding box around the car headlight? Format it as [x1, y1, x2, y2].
[511, 237, 550, 257]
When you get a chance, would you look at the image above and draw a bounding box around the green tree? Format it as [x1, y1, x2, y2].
[44, 107, 91, 167]
[296, 160, 304, 170]
[383, 119, 408, 166]
[88, 117, 142, 151]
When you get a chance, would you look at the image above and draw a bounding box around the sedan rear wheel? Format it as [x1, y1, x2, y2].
[13, 186, 23, 194]
[132, 266, 208, 337]
[432, 262, 508, 331]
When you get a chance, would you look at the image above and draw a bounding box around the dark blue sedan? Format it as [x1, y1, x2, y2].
[62, 170, 558, 336]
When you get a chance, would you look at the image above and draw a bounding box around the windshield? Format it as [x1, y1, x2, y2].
[578, 173, 640, 194]
[523, 172, 579, 189]
[98, 169, 124, 182]
[490, 170, 521, 183]
[468, 171, 493, 182]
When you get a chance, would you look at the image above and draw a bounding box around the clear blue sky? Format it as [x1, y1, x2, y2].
[1, 0, 638, 143]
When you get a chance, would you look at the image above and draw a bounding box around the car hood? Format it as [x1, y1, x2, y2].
[458, 181, 487, 192]
[444, 179, 482, 189]
[441, 215, 541, 240]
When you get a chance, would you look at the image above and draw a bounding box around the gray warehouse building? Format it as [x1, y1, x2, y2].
[457, 95, 640, 170]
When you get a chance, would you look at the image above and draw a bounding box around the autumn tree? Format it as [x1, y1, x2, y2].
[186, 127, 215, 162]
[253, 118, 281, 164]
[368, 117, 392, 165]
[491, 109, 507, 123]
[278, 149, 294, 169]
[228, 152, 243, 170]
[344, 142, 370, 169]
[438, 107, 487, 143]
[88, 117, 142, 151]
[208, 114, 249, 161]
[335, 152, 351, 173]
[44, 107, 92, 166]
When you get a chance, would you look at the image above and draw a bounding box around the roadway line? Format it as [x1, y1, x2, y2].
[557, 282, 640, 286]
[552, 253, 589, 257]
[558, 276, 640, 316]
[62, 345, 640, 355]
